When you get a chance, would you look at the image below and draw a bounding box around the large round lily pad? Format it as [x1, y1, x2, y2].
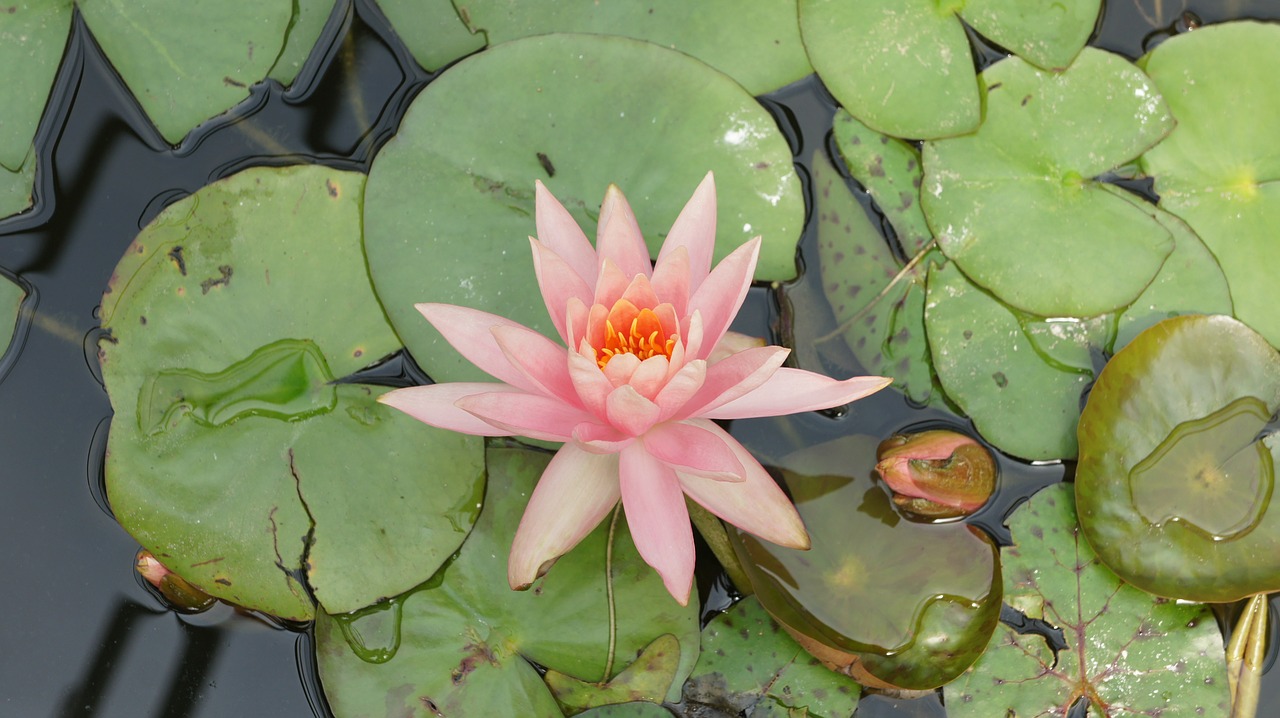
[1139, 21, 1280, 348]
[451, 0, 812, 95]
[315, 446, 700, 717]
[99, 165, 485, 619]
[731, 434, 1001, 690]
[1076, 314, 1280, 602]
[364, 33, 803, 384]
[922, 48, 1175, 317]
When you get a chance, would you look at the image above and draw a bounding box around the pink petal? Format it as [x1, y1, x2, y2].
[650, 246, 691, 316]
[656, 172, 716, 293]
[619, 273, 660, 311]
[567, 350, 612, 417]
[509, 445, 620, 589]
[681, 310, 705, 363]
[535, 181, 598, 286]
[619, 444, 695, 605]
[455, 391, 594, 442]
[606, 384, 661, 437]
[593, 259, 631, 307]
[676, 346, 789, 420]
[644, 421, 744, 482]
[491, 324, 578, 406]
[416, 303, 540, 393]
[565, 297, 590, 350]
[704, 369, 892, 420]
[706, 330, 766, 364]
[686, 237, 760, 359]
[530, 238, 594, 345]
[654, 359, 707, 421]
[596, 185, 652, 280]
[572, 422, 634, 454]
[628, 355, 670, 400]
[602, 352, 641, 387]
[378, 383, 521, 436]
[675, 421, 809, 549]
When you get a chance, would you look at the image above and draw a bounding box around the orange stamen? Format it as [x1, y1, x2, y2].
[597, 306, 676, 369]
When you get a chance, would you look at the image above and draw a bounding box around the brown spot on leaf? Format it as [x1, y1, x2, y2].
[139, 316, 147, 325]
[214, 577, 231, 586]
[200, 265, 233, 294]
[168, 246, 187, 275]
[326, 179, 340, 198]
[536, 152, 556, 177]
[223, 76, 247, 88]
[992, 371, 1008, 388]
[1021, 94, 1032, 106]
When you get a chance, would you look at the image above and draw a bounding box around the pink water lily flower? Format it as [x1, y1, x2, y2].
[380, 174, 890, 605]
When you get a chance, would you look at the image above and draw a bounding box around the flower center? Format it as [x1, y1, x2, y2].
[597, 306, 675, 369]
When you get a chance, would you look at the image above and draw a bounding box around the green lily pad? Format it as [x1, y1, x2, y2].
[945, 483, 1230, 717]
[452, 0, 811, 95]
[922, 48, 1175, 317]
[546, 634, 681, 714]
[809, 149, 939, 404]
[364, 33, 803, 384]
[731, 434, 1001, 690]
[315, 446, 700, 717]
[1139, 21, 1280, 347]
[831, 109, 932, 256]
[99, 165, 485, 619]
[681, 596, 861, 717]
[374, 0, 485, 72]
[579, 704, 672, 718]
[268, 0, 339, 86]
[801, 0, 1101, 140]
[78, 0, 292, 144]
[800, 0, 979, 140]
[0, 0, 71, 172]
[0, 272, 28, 365]
[1076, 314, 1280, 602]
[0, 148, 36, 220]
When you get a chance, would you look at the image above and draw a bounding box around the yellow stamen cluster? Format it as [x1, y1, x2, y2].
[597, 307, 675, 369]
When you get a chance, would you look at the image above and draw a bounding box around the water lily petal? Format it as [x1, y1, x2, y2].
[677, 345, 789, 419]
[530, 238, 594, 344]
[644, 420, 745, 482]
[629, 355, 671, 400]
[566, 296, 590, 350]
[455, 391, 594, 442]
[602, 351, 641, 387]
[703, 369, 893, 420]
[654, 359, 707, 421]
[675, 421, 809, 549]
[620, 444, 695, 605]
[568, 349, 612, 416]
[491, 324, 578, 406]
[682, 310, 705, 362]
[416, 303, 539, 392]
[606, 384, 661, 436]
[686, 237, 760, 358]
[535, 180, 598, 286]
[378, 382, 521, 436]
[656, 172, 716, 293]
[650, 245, 691, 316]
[572, 421, 634, 453]
[619, 272, 660, 310]
[509, 444, 621, 590]
[597, 184, 652, 280]
[707, 330, 767, 363]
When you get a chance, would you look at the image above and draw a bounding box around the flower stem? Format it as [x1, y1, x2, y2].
[686, 498, 752, 596]
[602, 504, 622, 682]
[1228, 593, 1267, 718]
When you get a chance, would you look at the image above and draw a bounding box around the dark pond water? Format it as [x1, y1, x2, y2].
[1, 1, 1278, 716]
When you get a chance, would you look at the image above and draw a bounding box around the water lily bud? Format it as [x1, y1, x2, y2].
[874, 430, 995, 519]
[135, 549, 217, 613]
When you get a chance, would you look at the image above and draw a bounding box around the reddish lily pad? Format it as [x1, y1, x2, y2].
[731, 434, 1001, 690]
[946, 483, 1230, 716]
[1076, 314, 1280, 602]
[99, 166, 485, 619]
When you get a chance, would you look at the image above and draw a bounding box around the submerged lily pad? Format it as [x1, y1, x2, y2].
[364, 33, 803, 384]
[77, 0, 292, 144]
[810, 150, 939, 404]
[831, 109, 932, 256]
[374, 0, 485, 72]
[99, 165, 485, 619]
[681, 596, 861, 717]
[315, 446, 700, 717]
[801, 0, 1100, 140]
[1139, 21, 1280, 347]
[546, 634, 681, 714]
[1076, 315, 1280, 602]
[0, 0, 71, 173]
[947, 483, 1230, 716]
[0, 272, 28, 367]
[452, 0, 811, 95]
[922, 48, 1175, 317]
[732, 434, 1001, 690]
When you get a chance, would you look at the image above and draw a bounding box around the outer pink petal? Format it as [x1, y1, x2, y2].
[644, 421, 744, 482]
[535, 181, 598, 286]
[455, 392, 594, 442]
[566, 297, 590, 350]
[675, 421, 809, 549]
[491, 324, 578, 406]
[606, 384, 661, 437]
[572, 422, 634, 454]
[416, 303, 540, 393]
[378, 383, 521, 436]
[596, 185, 652, 280]
[509, 445, 620, 589]
[685, 238, 760, 359]
[619, 444, 695, 605]
[676, 345, 789, 420]
[703, 369, 892, 420]
[530, 238, 594, 345]
[650, 246, 691, 316]
[654, 359, 707, 422]
[593, 259, 631, 307]
[706, 330, 766, 364]
[568, 349, 611, 417]
[656, 172, 716, 293]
